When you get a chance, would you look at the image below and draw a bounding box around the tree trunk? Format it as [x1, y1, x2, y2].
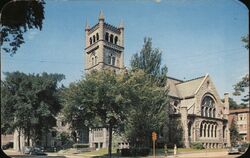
[108, 124, 113, 158]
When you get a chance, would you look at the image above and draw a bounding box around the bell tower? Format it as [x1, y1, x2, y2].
[84, 11, 125, 73]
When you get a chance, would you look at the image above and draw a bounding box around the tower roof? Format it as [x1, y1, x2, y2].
[99, 10, 105, 20]
[85, 19, 90, 30]
[119, 19, 124, 29]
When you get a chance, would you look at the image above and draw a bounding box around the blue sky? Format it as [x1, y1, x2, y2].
[1, 0, 249, 103]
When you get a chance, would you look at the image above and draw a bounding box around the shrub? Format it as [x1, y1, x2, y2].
[191, 142, 204, 149]
[72, 144, 89, 149]
[131, 147, 151, 156]
[120, 148, 131, 156]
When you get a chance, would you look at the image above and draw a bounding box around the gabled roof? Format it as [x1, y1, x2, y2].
[167, 74, 208, 98]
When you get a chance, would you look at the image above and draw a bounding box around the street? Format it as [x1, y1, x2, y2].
[3, 149, 244, 158]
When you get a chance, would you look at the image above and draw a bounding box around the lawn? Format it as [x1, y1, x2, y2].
[58, 147, 227, 157]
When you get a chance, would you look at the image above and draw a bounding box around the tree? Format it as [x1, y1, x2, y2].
[124, 70, 169, 149]
[233, 74, 249, 104]
[131, 37, 168, 86]
[241, 34, 249, 49]
[229, 118, 241, 146]
[0, 0, 45, 55]
[61, 70, 130, 157]
[129, 37, 170, 149]
[1, 71, 64, 150]
[232, 35, 249, 105]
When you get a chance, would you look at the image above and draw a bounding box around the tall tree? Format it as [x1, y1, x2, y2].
[1, 71, 64, 150]
[124, 70, 169, 149]
[129, 37, 170, 148]
[61, 70, 130, 157]
[131, 37, 168, 86]
[0, 0, 45, 55]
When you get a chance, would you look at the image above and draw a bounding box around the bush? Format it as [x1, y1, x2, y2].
[131, 147, 151, 156]
[191, 142, 204, 149]
[120, 148, 131, 156]
[72, 144, 89, 149]
[119, 147, 150, 157]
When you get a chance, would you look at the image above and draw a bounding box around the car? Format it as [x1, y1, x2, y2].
[228, 146, 240, 155]
[2, 142, 13, 150]
[30, 147, 47, 155]
[23, 146, 33, 154]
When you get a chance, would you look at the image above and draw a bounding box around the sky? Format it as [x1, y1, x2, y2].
[1, 0, 249, 103]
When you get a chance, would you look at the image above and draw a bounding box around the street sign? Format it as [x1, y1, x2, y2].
[152, 131, 157, 141]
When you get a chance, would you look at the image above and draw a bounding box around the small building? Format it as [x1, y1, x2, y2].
[229, 108, 250, 143]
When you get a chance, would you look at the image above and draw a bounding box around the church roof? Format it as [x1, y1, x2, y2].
[167, 75, 208, 98]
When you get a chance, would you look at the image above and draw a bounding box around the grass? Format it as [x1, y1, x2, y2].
[58, 147, 227, 157]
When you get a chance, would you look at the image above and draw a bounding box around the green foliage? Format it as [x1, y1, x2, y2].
[241, 34, 249, 50]
[190, 142, 204, 149]
[61, 70, 130, 156]
[1, 71, 65, 147]
[229, 118, 241, 147]
[233, 74, 249, 103]
[130, 37, 168, 87]
[124, 70, 169, 148]
[0, 0, 45, 55]
[168, 117, 183, 147]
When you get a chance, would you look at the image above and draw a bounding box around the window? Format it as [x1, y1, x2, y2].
[112, 56, 115, 65]
[96, 33, 99, 41]
[93, 35, 96, 43]
[115, 36, 118, 44]
[110, 34, 114, 43]
[105, 32, 109, 41]
[201, 96, 215, 118]
[90, 37, 92, 45]
[95, 56, 98, 64]
[108, 53, 116, 66]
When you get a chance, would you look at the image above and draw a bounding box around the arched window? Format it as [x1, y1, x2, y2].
[201, 95, 215, 118]
[90, 37, 92, 45]
[213, 109, 216, 118]
[211, 125, 214, 137]
[115, 36, 118, 44]
[205, 107, 208, 117]
[209, 108, 212, 117]
[214, 126, 217, 137]
[93, 35, 96, 43]
[204, 124, 207, 137]
[96, 33, 99, 41]
[207, 124, 210, 137]
[188, 122, 192, 137]
[110, 34, 114, 43]
[200, 123, 203, 137]
[105, 32, 109, 41]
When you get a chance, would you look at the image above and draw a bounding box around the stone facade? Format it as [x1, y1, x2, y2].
[167, 75, 231, 148]
[84, 11, 124, 74]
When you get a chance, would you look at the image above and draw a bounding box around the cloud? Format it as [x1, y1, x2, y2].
[27, 30, 39, 40]
[154, 0, 162, 3]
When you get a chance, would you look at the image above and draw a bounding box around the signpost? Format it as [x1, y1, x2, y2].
[152, 132, 157, 158]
